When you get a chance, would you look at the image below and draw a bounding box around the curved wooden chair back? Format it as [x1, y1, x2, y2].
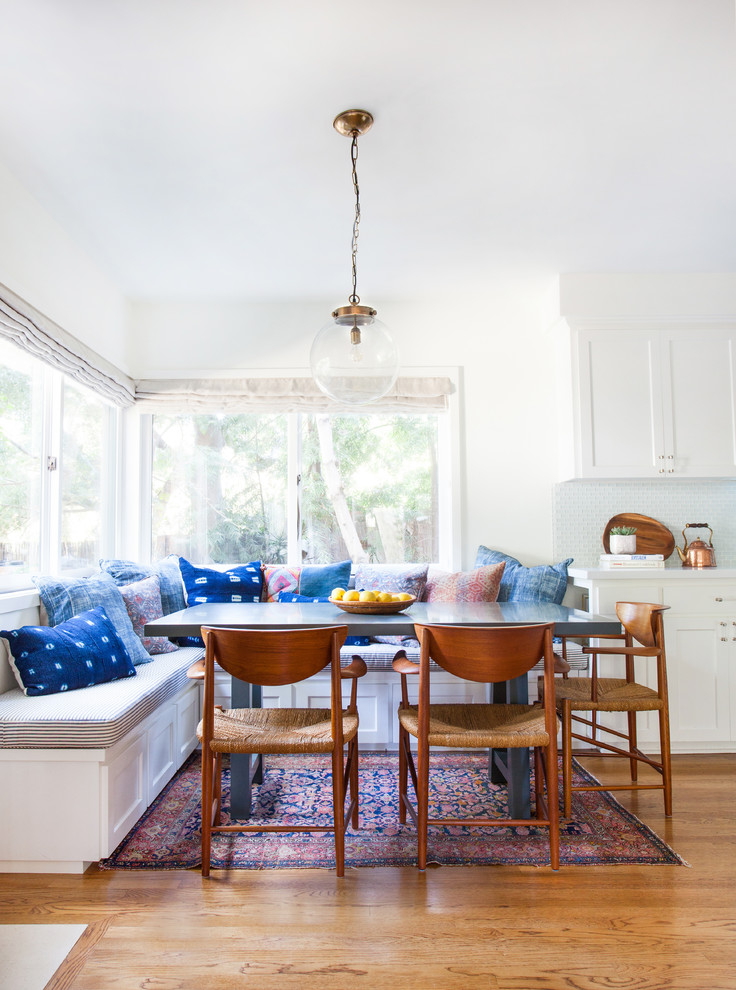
[616, 602, 667, 650]
[413, 622, 554, 683]
[201, 625, 348, 686]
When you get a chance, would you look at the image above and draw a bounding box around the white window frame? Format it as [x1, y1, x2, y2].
[0, 354, 119, 592]
[133, 367, 461, 569]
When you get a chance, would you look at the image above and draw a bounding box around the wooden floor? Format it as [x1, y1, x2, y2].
[2, 753, 735, 990]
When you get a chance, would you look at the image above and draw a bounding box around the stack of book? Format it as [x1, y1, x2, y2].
[600, 553, 665, 569]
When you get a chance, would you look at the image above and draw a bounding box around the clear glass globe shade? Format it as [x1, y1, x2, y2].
[310, 314, 399, 404]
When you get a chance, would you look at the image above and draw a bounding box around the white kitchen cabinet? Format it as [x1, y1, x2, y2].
[568, 568, 736, 753]
[556, 323, 736, 479]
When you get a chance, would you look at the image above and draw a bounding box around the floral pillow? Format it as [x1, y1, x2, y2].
[120, 575, 178, 655]
[423, 563, 506, 603]
[353, 564, 428, 599]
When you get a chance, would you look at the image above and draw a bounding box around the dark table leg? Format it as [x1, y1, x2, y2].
[229, 679, 263, 820]
[488, 674, 531, 819]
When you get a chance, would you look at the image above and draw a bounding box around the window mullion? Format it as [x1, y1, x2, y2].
[40, 369, 62, 574]
[287, 414, 301, 564]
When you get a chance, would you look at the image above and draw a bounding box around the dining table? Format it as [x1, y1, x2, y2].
[146, 600, 620, 820]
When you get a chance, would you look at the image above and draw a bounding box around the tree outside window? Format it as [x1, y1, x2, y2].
[151, 411, 440, 564]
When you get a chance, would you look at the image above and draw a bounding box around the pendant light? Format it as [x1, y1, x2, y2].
[310, 109, 399, 404]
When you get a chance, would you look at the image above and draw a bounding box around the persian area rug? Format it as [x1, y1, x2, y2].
[100, 752, 686, 870]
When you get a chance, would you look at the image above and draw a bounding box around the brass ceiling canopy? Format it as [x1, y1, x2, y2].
[333, 109, 374, 137]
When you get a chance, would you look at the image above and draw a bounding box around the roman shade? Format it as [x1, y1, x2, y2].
[0, 283, 135, 407]
[133, 375, 454, 413]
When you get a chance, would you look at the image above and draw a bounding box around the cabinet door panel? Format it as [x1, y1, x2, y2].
[664, 615, 731, 743]
[579, 332, 663, 476]
[664, 334, 736, 476]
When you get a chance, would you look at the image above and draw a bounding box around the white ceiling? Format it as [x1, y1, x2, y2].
[1, 0, 735, 301]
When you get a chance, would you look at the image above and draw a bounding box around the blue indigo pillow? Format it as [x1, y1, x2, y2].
[178, 558, 263, 605]
[99, 556, 186, 615]
[1, 606, 137, 696]
[299, 560, 352, 599]
[474, 546, 573, 604]
[277, 592, 370, 647]
[32, 572, 151, 665]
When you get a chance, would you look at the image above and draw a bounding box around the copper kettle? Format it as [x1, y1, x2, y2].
[676, 523, 717, 568]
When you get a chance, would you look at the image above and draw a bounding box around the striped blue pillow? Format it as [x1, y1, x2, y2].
[474, 546, 573, 604]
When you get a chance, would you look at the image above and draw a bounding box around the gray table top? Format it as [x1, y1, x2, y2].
[145, 600, 620, 638]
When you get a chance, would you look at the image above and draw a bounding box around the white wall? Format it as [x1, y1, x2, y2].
[0, 160, 131, 374]
[128, 277, 560, 570]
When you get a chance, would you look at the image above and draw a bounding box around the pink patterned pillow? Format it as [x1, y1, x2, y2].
[423, 563, 506, 603]
[262, 565, 301, 603]
[120, 575, 178, 655]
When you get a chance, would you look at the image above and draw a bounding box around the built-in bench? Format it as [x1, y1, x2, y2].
[0, 593, 202, 873]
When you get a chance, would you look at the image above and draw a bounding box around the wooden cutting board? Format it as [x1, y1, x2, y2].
[603, 513, 676, 559]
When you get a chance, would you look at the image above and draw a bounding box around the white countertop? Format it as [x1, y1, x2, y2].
[569, 567, 736, 580]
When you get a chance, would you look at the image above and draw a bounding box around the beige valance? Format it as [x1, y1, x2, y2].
[133, 376, 454, 414]
[0, 283, 135, 407]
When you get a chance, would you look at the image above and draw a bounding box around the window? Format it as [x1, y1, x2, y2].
[0, 338, 44, 580]
[0, 338, 117, 589]
[151, 413, 289, 563]
[60, 378, 113, 571]
[150, 411, 447, 565]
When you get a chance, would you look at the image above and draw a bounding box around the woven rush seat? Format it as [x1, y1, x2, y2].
[553, 676, 664, 712]
[397, 702, 551, 748]
[199, 706, 359, 754]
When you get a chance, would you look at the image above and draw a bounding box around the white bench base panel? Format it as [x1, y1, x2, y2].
[0, 679, 200, 873]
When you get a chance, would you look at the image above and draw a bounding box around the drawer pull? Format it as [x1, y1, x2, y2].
[714, 598, 736, 603]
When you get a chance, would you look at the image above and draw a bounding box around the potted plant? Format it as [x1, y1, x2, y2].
[609, 525, 637, 554]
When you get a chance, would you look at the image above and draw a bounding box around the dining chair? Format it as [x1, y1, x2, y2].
[547, 601, 672, 818]
[393, 621, 560, 870]
[195, 624, 367, 877]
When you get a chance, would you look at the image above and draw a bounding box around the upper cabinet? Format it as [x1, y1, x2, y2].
[555, 322, 736, 479]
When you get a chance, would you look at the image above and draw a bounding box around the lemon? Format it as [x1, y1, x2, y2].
[359, 590, 377, 602]
[377, 592, 393, 603]
[397, 592, 413, 601]
[343, 590, 360, 602]
[331, 587, 346, 600]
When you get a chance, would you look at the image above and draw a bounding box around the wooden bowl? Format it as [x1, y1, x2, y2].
[328, 595, 416, 614]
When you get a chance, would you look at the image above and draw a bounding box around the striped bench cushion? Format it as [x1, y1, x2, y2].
[0, 647, 204, 749]
[340, 642, 589, 673]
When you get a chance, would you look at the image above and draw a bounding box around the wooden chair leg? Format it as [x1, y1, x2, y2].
[659, 705, 673, 817]
[627, 711, 639, 781]
[214, 752, 222, 827]
[350, 738, 359, 829]
[561, 699, 573, 819]
[201, 747, 213, 878]
[534, 746, 544, 819]
[545, 742, 560, 871]
[416, 741, 429, 871]
[398, 724, 408, 824]
[332, 746, 346, 877]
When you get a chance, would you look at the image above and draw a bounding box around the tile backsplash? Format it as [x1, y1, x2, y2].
[553, 480, 736, 568]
